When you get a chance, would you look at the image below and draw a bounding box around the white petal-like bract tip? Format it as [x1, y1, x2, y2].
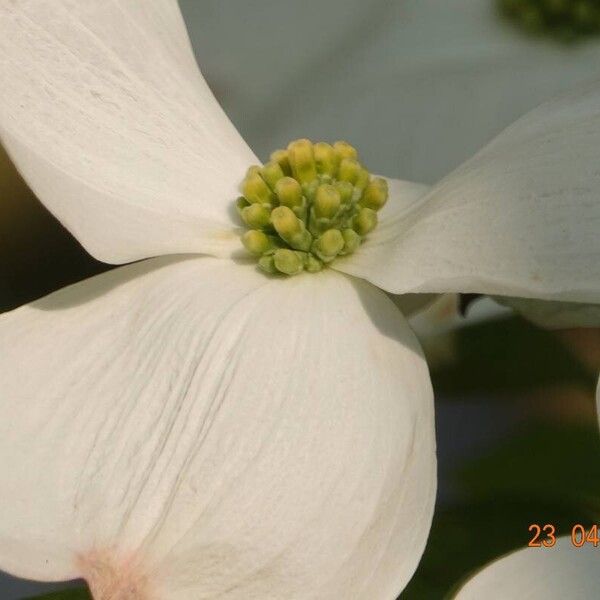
[455, 537, 600, 599]
[0, 0, 255, 264]
[339, 85, 600, 304]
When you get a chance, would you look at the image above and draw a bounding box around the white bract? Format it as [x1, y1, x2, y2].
[0, 1, 598, 599]
[454, 536, 600, 600]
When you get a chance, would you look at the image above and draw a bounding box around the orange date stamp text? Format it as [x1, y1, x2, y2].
[528, 523, 599, 548]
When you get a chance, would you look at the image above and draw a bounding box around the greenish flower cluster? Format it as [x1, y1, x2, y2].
[236, 139, 388, 276]
[498, 0, 600, 41]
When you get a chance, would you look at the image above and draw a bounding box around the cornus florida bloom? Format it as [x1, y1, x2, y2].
[0, 2, 599, 600]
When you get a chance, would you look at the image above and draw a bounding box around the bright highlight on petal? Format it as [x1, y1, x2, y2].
[454, 537, 600, 600]
[237, 139, 388, 276]
[337, 84, 600, 304]
[0, 257, 435, 599]
[0, 0, 256, 264]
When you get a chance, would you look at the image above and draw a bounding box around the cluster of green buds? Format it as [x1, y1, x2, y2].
[236, 139, 388, 276]
[498, 0, 600, 41]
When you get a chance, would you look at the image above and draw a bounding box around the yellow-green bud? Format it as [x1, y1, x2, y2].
[304, 253, 323, 273]
[271, 206, 301, 236]
[275, 177, 303, 208]
[274, 248, 304, 275]
[313, 229, 344, 262]
[241, 203, 271, 229]
[354, 168, 370, 193]
[302, 180, 319, 203]
[353, 207, 378, 236]
[243, 171, 275, 205]
[334, 180, 354, 205]
[258, 254, 277, 274]
[287, 139, 317, 184]
[338, 158, 361, 184]
[271, 206, 312, 251]
[341, 229, 361, 254]
[333, 140, 358, 161]
[360, 178, 388, 210]
[314, 184, 341, 219]
[313, 142, 339, 177]
[270, 149, 292, 176]
[260, 161, 285, 190]
[242, 230, 273, 255]
[236, 196, 250, 215]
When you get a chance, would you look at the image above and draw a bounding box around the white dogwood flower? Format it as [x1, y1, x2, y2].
[0, 1, 598, 599]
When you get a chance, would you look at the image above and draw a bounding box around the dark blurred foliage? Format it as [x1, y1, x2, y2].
[25, 590, 90, 600]
[402, 313, 600, 598]
[432, 316, 596, 397]
[498, 0, 600, 41]
[0, 146, 108, 313]
[405, 422, 600, 598]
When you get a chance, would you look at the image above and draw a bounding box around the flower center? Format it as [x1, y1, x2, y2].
[236, 139, 388, 276]
[498, 0, 600, 41]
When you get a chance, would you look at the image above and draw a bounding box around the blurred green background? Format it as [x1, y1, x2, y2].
[1, 1, 599, 598]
